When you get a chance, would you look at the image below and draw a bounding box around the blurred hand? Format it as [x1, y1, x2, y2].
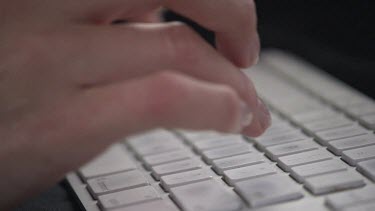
[0, 0, 269, 208]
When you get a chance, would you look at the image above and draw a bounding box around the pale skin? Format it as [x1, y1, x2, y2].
[0, 0, 270, 209]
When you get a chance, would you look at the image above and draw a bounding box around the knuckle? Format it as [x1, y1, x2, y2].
[161, 22, 202, 66]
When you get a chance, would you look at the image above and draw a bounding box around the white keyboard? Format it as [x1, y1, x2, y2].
[67, 50, 375, 211]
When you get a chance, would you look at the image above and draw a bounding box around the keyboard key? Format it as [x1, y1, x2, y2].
[327, 134, 375, 155]
[192, 135, 244, 152]
[303, 116, 353, 132]
[291, 109, 339, 123]
[325, 186, 375, 211]
[304, 171, 365, 195]
[234, 174, 303, 208]
[315, 125, 368, 145]
[261, 122, 295, 137]
[342, 202, 375, 211]
[256, 131, 308, 149]
[113, 200, 179, 211]
[201, 143, 254, 164]
[160, 169, 212, 191]
[346, 102, 375, 116]
[341, 145, 375, 166]
[98, 186, 159, 210]
[265, 140, 319, 161]
[131, 139, 184, 156]
[79, 144, 136, 180]
[170, 180, 244, 211]
[127, 129, 178, 147]
[357, 159, 375, 181]
[212, 153, 265, 175]
[223, 163, 277, 186]
[142, 150, 192, 168]
[179, 130, 222, 143]
[277, 149, 333, 171]
[151, 159, 202, 180]
[290, 160, 347, 183]
[87, 170, 148, 197]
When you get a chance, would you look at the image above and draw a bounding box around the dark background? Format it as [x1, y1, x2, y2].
[16, 1, 375, 210]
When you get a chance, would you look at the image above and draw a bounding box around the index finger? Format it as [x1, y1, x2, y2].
[165, 0, 259, 67]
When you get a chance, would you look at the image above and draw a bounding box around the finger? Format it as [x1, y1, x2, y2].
[63, 71, 251, 144]
[126, 8, 163, 23]
[164, 0, 259, 67]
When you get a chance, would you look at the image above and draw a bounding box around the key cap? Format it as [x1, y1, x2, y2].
[212, 153, 265, 175]
[303, 116, 353, 132]
[291, 109, 339, 123]
[192, 135, 244, 152]
[290, 160, 347, 183]
[315, 125, 368, 145]
[341, 145, 375, 166]
[98, 186, 159, 210]
[201, 143, 254, 164]
[223, 163, 277, 186]
[327, 134, 375, 155]
[131, 139, 184, 156]
[178, 130, 221, 143]
[87, 170, 148, 197]
[234, 174, 303, 208]
[277, 149, 333, 172]
[170, 180, 244, 211]
[127, 129, 178, 147]
[151, 159, 202, 180]
[265, 140, 319, 161]
[256, 131, 308, 149]
[325, 186, 375, 211]
[346, 103, 375, 116]
[343, 202, 375, 211]
[360, 114, 375, 130]
[79, 144, 136, 180]
[357, 159, 375, 182]
[261, 122, 295, 137]
[160, 169, 213, 191]
[142, 150, 192, 168]
[304, 171, 365, 195]
[114, 200, 179, 211]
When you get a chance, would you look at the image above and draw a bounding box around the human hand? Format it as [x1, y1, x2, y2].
[0, 0, 269, 208]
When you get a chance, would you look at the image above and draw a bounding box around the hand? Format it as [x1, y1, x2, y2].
[0, 0, 269, 208]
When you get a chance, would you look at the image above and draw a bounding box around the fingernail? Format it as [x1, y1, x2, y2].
[239, 101, 253, 129]
[257, 98, 271, 130]
[252, 55, 259, 66]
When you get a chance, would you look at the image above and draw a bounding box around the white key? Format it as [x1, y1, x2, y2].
[87, 170, 148, 197]
[160, 169, 213, 191]
[192, 135, 244, 152]
[341, 145, 375, 166]
[290, 160, 347, 183]
[98, 186, 159, 210]
[256, 131, 308, 149]
[201, 143, 254, 164]
[303, 116, 353, 132]
[223, 163, 277, 186]
[127, 129, 178, 147]
[261, 122, 295, 137]
[342, 202, 375, 211]
[79, 144, 136, 179]
[142, 150, 192, 168]
[360, 114, 375, 130]
[291, 109, 339, 123]
[212, 153, 265, 175]
[357, 159, 375, 182]
[170, 180, 244, 211]
[234, 174, 303, 208]
[265, 140, 319, 161]
[327, 134, 375, 155]
[304, 171, 365, 195]
[277, 149, 333, 171]
[325, 186, 375, 211]
[131, 139, 184, 156]
[178, 130, 221, 143]
[346, 103, 375, 116]
[114, 200, 179, 211]
[315, 125, 368, 145]
[151, 159, 202, 180]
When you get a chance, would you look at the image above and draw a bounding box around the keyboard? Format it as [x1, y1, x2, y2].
[67, 50, 375, 211]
